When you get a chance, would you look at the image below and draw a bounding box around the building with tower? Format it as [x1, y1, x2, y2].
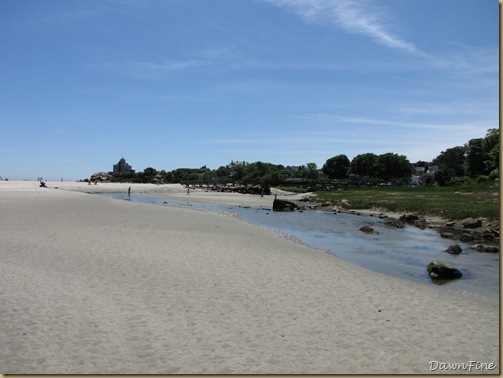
[113, 157, 135, 174]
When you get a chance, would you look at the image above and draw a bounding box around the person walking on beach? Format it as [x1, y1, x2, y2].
[128, 186, 131, 196]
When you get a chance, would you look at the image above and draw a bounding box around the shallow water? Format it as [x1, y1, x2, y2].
[99, 193, 499, 299]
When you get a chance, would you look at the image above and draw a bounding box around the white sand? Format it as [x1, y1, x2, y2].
[0, 181, 499, 374]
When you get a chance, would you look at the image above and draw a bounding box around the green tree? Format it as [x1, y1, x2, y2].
[305, 162, 320, 180]
[350, 153, 378, 177]
[432, 146, 466, 177]
[483, 128, 499, 152]
[433, 168, 455, 186]
[465, 138, 486, 177]
[232, 165, 246, 181]
[138, 167, 158, 183]
[483, 128, 499, 173]
[322, 155, 350, 179]
[485, 144, 499, 174]
[376, 153, 412, 181]
[215, 166, 230, 178]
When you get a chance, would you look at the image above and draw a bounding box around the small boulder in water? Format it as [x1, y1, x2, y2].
[445, 244, 462, 255]
[273, 199, 298, 212]
[427, 261, 462, 281]
[359, 225, 378, 235]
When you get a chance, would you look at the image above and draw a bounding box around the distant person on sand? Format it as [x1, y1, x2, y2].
[128, 186, 131, 196]
[186, 186, 190, 195]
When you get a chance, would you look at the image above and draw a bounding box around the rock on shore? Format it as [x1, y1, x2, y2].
[427, 261, 463, 281]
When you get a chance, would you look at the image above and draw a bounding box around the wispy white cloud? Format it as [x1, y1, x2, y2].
[103, 46, 249, 78]
[263, 0, 426, 56]
[200, 124, 472, 163]
[429, 44, 498, 75]
[127, 59, 203, 72]
[300, 114, 493, 133]
[2, 148, 33, 154]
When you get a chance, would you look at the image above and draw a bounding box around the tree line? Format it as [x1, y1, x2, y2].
[430, 128, 499, 186]
[107, 129, 499, 187]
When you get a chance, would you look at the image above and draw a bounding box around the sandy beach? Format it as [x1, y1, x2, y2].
[0, 181, 499, 374]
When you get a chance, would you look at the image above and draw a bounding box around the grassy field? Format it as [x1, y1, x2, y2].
[310, 184, 500, 220]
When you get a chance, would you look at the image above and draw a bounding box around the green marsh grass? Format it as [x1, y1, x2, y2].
[312, 185, 499, 220]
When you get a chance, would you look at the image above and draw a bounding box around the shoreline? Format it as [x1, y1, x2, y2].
[0, 180, 499, 374]
[96, 185, 500, 299]
[6, 180, 499, 248]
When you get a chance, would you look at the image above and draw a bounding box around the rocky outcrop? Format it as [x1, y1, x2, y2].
[90, 172, 111, 182]
[445, 244, 462, 255]
[400, 214, 419, 223]
[439, 218, 499, 243]
[462, 218, 483, 229]
[273, 199, 299, 212]
[205, 184, 271, 195]
[459, 233, 475, 242]
[471, 244, 499, 253]
[399, 214, 428, 230]
[287, 198, 498, 244]
[427, 261, 462, 281]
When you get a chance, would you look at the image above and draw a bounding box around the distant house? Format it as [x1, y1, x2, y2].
[410, 166, 426, 185]
[415, 166, 426, 175]
[286, 165, 301, 172]
[410, 175, 423, 185]
[410, 165, 440, 185]
[227, 160, 249, 169]
[426, 165, 439, 175]
[113, 157, 135, 174]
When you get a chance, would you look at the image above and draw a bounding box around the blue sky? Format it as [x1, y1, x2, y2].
[1, 0, 498, 181]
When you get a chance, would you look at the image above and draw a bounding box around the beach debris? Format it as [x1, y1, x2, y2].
[359, 225, 379, 235]
[427, 261, 462, 281]
[445, 244, 462, 255]
[470, 244, 499, 253]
